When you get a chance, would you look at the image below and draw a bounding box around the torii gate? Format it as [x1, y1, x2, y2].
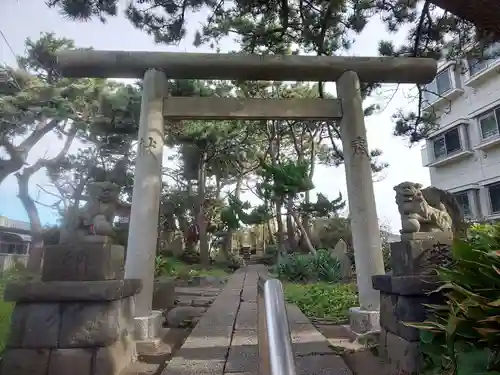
[57, 50, 436, 339]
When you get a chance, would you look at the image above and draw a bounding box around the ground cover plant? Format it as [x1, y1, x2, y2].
[408, 223, 500, 375]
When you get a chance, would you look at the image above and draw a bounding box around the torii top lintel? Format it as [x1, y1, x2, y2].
[56, 50, 437, 84]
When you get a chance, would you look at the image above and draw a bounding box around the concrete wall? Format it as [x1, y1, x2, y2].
[421, 53, 500, 221]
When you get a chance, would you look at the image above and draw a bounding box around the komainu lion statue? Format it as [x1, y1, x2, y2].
[394, 181, 464, 235]
[60, 181, 130, 243]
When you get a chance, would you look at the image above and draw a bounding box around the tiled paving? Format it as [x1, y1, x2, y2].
[161, 265, 352, 375]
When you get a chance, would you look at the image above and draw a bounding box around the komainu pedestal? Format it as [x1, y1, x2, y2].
[1, 242, 141, 375]
[372, 238, 448, 375]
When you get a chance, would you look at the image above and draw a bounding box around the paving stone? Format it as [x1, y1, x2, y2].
[166, 306, 206, 328]
[163, 358, 225, 375]
[48, 348, 93, 375]
[59, 300, 121, 347]
[295, 354, 353, 375]
[286, 304, 311, 325]
[4, 279, 142, 302]
[174, 287, 221, 297]
[152, 278, 176, 310]
[191, 297, 215, 307]
[225, 329, 258, 373]
[290, 323, 332, 355]
[8, 303, 61, 348]
[235, 302, 257, 330]
[1, 348, 50, 375]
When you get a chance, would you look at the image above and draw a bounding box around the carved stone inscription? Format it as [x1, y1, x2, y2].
[351, 136, 369, 157]
[42, 244, 125, 282]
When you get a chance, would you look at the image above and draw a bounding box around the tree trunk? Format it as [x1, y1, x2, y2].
[197, 151, 210, 267]
[16, 172, 44, 274]
[226, 178, 242, 254]
[290, 208, 316, 255]
[274, 198, 286, 254]
[286, 197, 298, 252]
[266, 220, 275, 245]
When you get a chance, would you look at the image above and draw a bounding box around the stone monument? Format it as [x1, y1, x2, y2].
[43, 181, 130, 282]
[330, 239, 353, 280]
[0, 180, 142, 375]
[372, 181, 463, 375]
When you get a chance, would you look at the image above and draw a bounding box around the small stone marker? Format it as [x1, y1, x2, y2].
[330, 239, 353, 280]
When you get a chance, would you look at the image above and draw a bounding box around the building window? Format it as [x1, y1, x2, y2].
[432, 127, 462, 160]
[489, 183, 500, 214]
[424, 68, 453, 103]
[479, 107, 500, 139]
[454, 192, 472, 217]
[467, 42, 500, 77]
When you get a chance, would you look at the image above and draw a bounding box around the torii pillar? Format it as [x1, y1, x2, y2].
[337, 71, 386, 334]
[125, 69, 167, 343]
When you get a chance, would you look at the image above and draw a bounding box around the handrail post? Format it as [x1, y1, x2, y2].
[257, 276, 297, 375]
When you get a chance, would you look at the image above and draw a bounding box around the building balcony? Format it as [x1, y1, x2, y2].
[475, 135, 500, 151]
[464, 58, 500, 88]
[421, 146, 474, 167]
[422, 87, 464, 113]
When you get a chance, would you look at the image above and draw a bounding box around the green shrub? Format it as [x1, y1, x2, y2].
[154, 255, 231, 279]
[284, 282, 358, 322]
[276, 250, 341, 283]
[407, 223, 500, 374]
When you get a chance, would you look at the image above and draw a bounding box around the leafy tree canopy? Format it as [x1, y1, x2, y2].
[47, 0, 499, 142]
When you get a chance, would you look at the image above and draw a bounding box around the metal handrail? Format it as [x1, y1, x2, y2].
[257, 276, 297, 375]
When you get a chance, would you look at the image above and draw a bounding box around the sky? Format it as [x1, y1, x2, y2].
[0, 0, 431, 232]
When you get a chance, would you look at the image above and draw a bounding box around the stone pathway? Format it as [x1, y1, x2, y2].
[160, 265, 352, 375]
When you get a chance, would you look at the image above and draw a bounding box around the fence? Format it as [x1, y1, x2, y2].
[0, 254, 28, 272]
[257, 276, 297, 375]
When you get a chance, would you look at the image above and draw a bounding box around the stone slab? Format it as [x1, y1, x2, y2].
[174, 287, 221, 297]
[8, 303, 61, 348]
[152, 278, 175, 310]
[162, 358, 225, 375]
[59, 300, 122, 347]
[290, 324, 333, 355]
[225, 329, 258, 373]
[95, 336, 137, 375]
[4, 279, 142, 302]
[379, 291, 442, 341]
[286, 304, 312, 325]
[48, 348, 93, 375]
[1, 348, 51, 375]
[390, 239, 451, 276]
[384, 330, 422, 375]
[401, 231, 453, 244]
[372, 274, 440, 296]
[295, 354, 353, 375]
[42, 243, 125, 282]
[235, 302, 257, 330]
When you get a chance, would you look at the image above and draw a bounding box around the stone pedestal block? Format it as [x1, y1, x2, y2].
[372, 273, 442, 375]
[1, 279, 142, 375]
[42, 243, 125, 282]
[390, 236, 451, 276]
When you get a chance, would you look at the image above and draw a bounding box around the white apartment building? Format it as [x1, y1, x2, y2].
[421, 44, 500, 221]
